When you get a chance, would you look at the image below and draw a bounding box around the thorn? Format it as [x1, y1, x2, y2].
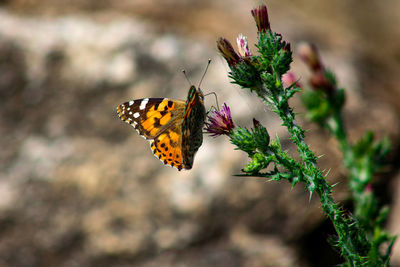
[331, 182, 340, 188]
[324, 169, 331, 177]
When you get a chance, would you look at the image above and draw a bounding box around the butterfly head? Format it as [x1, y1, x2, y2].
[187, 85, 204, 103]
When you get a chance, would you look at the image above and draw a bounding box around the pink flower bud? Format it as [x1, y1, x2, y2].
[297, 42, 322, 71]
[282, 72, 302, 88]
[310, 70, 334, 94]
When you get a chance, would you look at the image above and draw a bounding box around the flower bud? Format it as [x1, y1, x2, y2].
[297, 42, 322, 71]
[251, 5, 271, 33]
[217, 37, 240, 66]
[282, 72, 302, 88]
[310, 70, 335, 94]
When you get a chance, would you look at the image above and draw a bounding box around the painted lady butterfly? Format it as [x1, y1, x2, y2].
[116, 85, 206, 171]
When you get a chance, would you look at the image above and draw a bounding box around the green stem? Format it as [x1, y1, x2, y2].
[327, 110, 362, 195]
[267, 81, 369, 265]
[326, 109, 369, 221]
[315, 96, 394, 265]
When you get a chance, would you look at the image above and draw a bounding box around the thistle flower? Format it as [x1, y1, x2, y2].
[217, 37, 241, 66]
[205, 103, 235, 137]
[236, 34, 252, 58]
[309, 70, 335, 94]
[297, 42, 322, 71]
[251, 5, 271, 33]
[298, 42, 336, 95]
[282, 72, 302, 88]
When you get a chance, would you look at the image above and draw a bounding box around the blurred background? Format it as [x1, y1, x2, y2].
[1, 0, 400, 266]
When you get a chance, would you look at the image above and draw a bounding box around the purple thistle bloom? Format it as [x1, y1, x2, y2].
[251, 5, 271, 33]
[205, 103, 235, 137]
[237, 34, 252, 58]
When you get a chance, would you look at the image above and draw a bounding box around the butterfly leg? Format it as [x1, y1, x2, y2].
[204, 91, 220, 111]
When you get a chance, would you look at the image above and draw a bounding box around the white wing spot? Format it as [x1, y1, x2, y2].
[129, 111, 132, 115]
[129, 100, 134, 106]
[127, 107, 130, 111]
[140, 98, 149, 110]
[133, 112, 140, 118]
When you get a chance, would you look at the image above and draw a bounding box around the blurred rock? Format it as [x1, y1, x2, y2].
[0, 7, 304, 267]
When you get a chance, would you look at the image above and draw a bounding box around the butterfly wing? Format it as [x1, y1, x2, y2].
[181, 86, 206, 169]
[117, 98, 186, 139]
[149, 123, 185, 171]
[117, 98, 187, 170]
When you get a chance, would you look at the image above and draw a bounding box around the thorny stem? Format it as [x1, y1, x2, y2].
[267, 78, 369, 266]
[215, 4, 394, 266]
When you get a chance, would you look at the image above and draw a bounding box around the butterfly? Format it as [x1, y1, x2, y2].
[116, 85, 206, 171]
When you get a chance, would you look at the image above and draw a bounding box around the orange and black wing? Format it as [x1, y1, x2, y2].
[117, 97, 188, 170]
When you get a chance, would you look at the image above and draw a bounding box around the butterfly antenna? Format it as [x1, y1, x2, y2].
[182, 69, 192, 86]
[198, 59, 211, 88]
